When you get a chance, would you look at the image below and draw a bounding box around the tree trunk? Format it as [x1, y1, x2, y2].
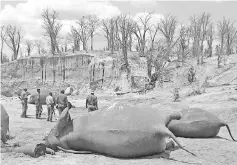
[196, 42, 200, 65]
[91, 33, 93, 51]
[41, 68, 44, 83]
[44, 65, 47, 83]
[83, 41, 87, 51]
[62, 56, 66, 82]
[181, 49, 185, 66]
[102, 64, 105, 85]
[52, 56, 56, 84]
[220, 38, 224, 55]
[147, 60, 152, 78]
[141, 41, 145, 56]
[217, 53, 221, 68]
[111, 36, 114, 53]
[1, 40, 3, 63]
[200, 44, 204, 65]
[122, 45, 132, 88]
[92, 64, 95, 81]
[31, 60, 34, 77]
[129, 33, 132, 51]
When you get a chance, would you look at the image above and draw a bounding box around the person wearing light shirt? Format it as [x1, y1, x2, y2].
[46, 92, 55, 122]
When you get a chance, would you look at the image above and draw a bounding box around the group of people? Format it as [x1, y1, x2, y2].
[19, 88, 99, 121]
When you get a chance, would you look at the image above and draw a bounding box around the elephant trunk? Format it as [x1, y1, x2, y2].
[165, 111, 182, 127]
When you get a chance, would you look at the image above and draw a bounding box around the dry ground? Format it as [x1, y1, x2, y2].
[1, 84, 237, 165]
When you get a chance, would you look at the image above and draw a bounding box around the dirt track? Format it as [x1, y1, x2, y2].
[1, 85, 237, 165]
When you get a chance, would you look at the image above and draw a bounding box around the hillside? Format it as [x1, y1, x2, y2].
[1, 52, 237, 98]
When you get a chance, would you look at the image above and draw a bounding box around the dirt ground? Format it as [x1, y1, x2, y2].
[1, 84, 237, 165]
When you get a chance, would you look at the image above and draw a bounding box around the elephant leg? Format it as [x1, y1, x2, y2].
[165, 140, 175, 150]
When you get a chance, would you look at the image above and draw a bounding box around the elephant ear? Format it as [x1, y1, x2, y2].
[54, 102, 72, 137]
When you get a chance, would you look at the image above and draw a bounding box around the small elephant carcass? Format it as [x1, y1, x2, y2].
[168, 108, 236, 141]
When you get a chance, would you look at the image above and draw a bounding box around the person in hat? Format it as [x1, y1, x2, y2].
[35, 88, 43, 119]
[46, 92, 55, 122]
[56, 89, 68, 116]
[86, 90, 98, 112]
[20, 88, 28, 118]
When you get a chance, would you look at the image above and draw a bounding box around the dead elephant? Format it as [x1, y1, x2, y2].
[1, 104, 9, 143]
[168, 108, 236, 141]
[45, 102, 196, 158]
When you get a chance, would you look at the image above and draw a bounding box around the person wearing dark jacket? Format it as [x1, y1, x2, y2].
[56, 90, 68, 116]
[20, 88, 28, 118]
[35, 89, 43, 119]
[86, 90, 98, 112]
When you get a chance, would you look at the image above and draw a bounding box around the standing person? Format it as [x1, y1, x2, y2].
[35, 89, 43, 119]
[86, 90, 98, 112]
[20, 88, 28, 118]
[46, 92, 54, 122]
[56, 90, 68, 116]
[188, 66, 196, 83]
[65, 84, 73, 96]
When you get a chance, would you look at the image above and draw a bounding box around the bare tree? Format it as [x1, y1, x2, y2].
[35, 39, 44, 54]
[68, 26, 80, 52]
[225, 20, 237, 56]
[41, 8, 62, 83]
[42, 9, 62, 54]
[76, 16, 91, 51]
[116, 14, 135, 86]
[146, 23, 159, 77]
[178, 25, 190, 65]
[190, 15, 202, 64]
[101, 17, 120, 53]
[25, 40, 34, 56]
[101, 19, 111, 51]
[199, 13, 211, 64]
[217, 17, 228, 55]
[1, 26, 7, 63]
[4, 25, 22, 60]
[216, 44, 222, 68]
[206, 23, 214, 57]
[88, 15, 100, 51]
[158, 14, 177, 58]
[133, 12, 153, 56]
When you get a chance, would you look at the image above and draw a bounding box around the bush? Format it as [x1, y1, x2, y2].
[1, 89, 13, 97]
[187, 76, 209, 97]
[173, 88, 180, 101]
[9, 72, 21, 79]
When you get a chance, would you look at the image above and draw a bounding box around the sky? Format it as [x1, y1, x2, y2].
[1, 0, 237, 59]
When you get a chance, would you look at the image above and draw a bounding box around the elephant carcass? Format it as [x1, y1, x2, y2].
[1, 104, 9, 143]
[45, 103, 195, 158]
[168, 108, 236, 141]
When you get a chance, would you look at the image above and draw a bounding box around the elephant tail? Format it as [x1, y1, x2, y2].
[57, 146, 93, 154]
[163, 127, 196, 156]
[221, 123, 236, 142]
